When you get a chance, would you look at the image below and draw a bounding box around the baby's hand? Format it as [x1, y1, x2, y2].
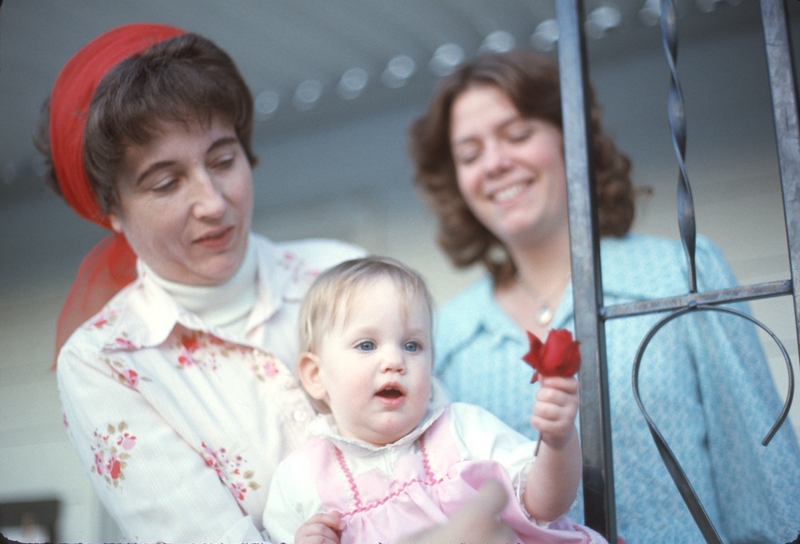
[530, 375, 579, 450]
[294, 511, 344, 544]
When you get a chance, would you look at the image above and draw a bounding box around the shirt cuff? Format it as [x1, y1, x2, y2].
[218, 515, 265, 543]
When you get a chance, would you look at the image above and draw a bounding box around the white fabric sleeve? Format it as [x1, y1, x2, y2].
[57, 344, 266, 543]
[263, 449, 324, 543]
[447, 403, 540, 513]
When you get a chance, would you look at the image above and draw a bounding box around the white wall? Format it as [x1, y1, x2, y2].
[1, 21, 798, 542]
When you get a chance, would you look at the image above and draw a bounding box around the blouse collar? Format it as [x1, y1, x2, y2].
[139, 238, 258, 335]
[307, 399, 448, 458]
[98, 233, 291, 352]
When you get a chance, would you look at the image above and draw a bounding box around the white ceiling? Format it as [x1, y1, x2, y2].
[0, 0, 787, 202]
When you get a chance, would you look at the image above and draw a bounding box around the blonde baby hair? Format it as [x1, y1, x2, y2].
[298, 256, 435, 355]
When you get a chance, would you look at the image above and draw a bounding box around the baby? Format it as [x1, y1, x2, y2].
[263, 256, 606, 544]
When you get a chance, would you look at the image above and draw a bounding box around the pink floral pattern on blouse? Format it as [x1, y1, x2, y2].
[113, 335, 139, 350]
[280, 250, 321, 290]
[106, 357, 150, 390]
[173, 331, 223, 371]
[201, 442, 260, 504]
[167, 329, 282, 381]
[56, 235, 366, 540]
[91, 421, 137, 488]
[89, 308, 118, 329]
[244, 349, 279, 381]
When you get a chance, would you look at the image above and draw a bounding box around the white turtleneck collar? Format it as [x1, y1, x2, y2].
[140, 237, 258, 338]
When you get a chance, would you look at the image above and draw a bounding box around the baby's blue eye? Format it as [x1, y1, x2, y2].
[404, 341, 420, 352]
[357, 341, 376, 351]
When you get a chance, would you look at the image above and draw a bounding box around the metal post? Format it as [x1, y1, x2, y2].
[555, 0, 797, 541]
[760, 0, 800, 379]
[555, 1, 617, 540]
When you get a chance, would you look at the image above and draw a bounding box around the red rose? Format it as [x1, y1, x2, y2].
[522, 329, 581, 383]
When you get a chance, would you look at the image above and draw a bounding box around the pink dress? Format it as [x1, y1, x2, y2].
[304, 407, 607, 544]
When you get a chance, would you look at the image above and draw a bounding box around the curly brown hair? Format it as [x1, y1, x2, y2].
[34, 33, 258, 215]
[408, 49, 635, 285]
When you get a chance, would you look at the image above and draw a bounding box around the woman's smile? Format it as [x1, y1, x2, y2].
[486, 178, 534, 204]
[450, 85, 570, 247]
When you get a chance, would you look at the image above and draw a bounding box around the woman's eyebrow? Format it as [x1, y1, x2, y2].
[207, 136, 239, 153]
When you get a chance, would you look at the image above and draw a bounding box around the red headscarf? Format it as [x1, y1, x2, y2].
[50, 23, 186, 358]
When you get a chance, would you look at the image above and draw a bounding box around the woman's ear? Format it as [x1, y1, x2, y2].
[107, 210, 124, 234]
[297, 352, 327, 401]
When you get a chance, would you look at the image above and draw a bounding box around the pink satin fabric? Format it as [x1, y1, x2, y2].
[309, 411, 607, 544]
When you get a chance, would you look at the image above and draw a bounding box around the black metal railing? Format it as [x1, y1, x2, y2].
[556, 0, 799, 541]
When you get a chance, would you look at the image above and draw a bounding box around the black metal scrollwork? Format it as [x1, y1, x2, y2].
[557, 1, 799, 540]
[626, 1, 798, 542]
[631, 303, 796, 543]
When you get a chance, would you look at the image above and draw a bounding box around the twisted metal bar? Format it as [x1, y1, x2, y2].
[661, 0, 697, 293]
[556, 0, 797, 540]
[623, 2, 799, 542]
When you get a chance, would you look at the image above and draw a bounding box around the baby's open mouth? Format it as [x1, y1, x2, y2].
[376, 387, 403, 399]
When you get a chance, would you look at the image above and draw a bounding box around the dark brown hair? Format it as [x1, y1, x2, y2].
[35, 33, 257, 214]
[408, 49, 635, 285]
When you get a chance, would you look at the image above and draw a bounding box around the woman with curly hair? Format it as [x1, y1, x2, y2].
[409, 49, 800, 543]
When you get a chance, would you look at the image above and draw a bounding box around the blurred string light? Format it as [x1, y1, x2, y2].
[337, 67, 369, 100]
[585, 5, 622, 39]
[530, 19, 558, 52]
[381, 54, 416, 88]
[429, 43, 465, 76]
[640, 0, 741, 26]
[293, 79, 323, 110]
[639, 0, 660, 26]
[480, 30, 516, 53]
[255, 0, 745, 120]
[255, 90, 280, 119]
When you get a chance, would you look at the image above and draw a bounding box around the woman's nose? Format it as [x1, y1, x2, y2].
[191, 169, 226, 219]
[481, 140, 512, 178]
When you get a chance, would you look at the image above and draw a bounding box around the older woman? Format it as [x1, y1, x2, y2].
[38, 24, 366, 542]
[409, 49, 800, 543]
[40, 24, 522, 543]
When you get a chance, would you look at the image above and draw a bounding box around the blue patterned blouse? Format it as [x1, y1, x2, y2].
[434, 234, 800, 544]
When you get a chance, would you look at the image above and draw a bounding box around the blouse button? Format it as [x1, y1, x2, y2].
[293, 410, 308, 422]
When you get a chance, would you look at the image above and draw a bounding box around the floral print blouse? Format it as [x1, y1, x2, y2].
[57, 234, 364, 543]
